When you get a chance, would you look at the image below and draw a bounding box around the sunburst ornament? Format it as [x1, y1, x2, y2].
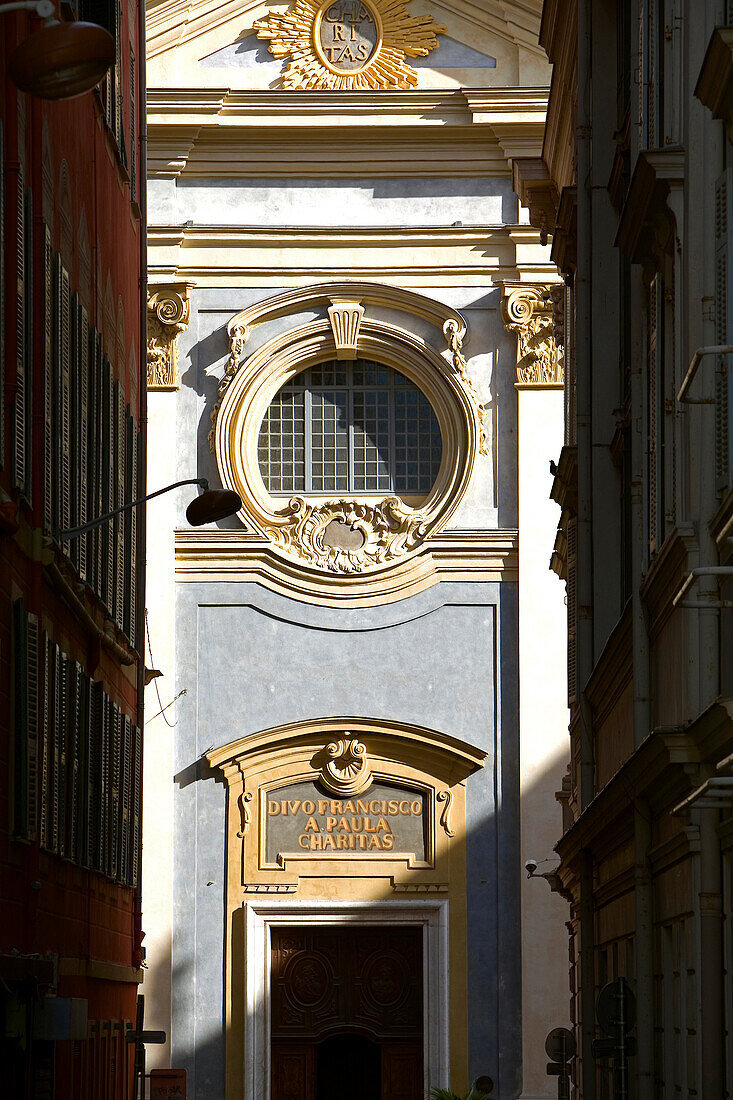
[254, 0, 447, 90]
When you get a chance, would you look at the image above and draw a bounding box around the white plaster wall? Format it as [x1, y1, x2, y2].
[142, 390, 179, 1069]
[517, 385, 571, 1097]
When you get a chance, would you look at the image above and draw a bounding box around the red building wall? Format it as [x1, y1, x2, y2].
[0, 0, 146, 1095]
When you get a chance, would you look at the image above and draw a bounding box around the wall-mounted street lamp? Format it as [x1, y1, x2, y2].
[60, 478, 242, 542]
[2, 0, 115, 100]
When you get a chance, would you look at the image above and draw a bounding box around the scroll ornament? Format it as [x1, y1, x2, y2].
[265, 496, 428, 574]
[319, 737, 372, 797]
[146, 285, 191, 389]
[443, 319, 489, 456]
[502, 285, 564, 385]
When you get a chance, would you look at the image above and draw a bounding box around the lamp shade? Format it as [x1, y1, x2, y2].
[9, 22, 115, 100]
[185, 489, 242, 527]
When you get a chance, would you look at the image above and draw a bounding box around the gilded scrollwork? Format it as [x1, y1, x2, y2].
[436, 788, 455, 838]
[265, 496, 428, 574]
[501, 283, 564, 385]
[443, 318, 489, 456]
[208, 322, 250, 452]
[146, 284, 192, 389]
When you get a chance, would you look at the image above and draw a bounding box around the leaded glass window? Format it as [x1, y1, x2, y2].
[258, 359, 442, 495]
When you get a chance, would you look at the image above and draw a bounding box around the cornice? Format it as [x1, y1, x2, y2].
[147, 223, 558, 286]
[615, 148, 685, 269]
[146, 86, 548, 178]
[695, 27, 733, 141]
[174, 528, 519, 606]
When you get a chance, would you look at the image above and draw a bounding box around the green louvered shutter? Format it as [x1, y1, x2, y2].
[66, 661, 81, 861]
[50, 643, 62, 855]
[110, 703, 121, 880]
[124, 412, 138, 644]
[131, 724, 142, 887]
[78, 673, 91, 868]
[120, 715, 132, 884]
[129, 49, 136, 204]
[57, 652, 68, 860]
[89, 681, 104, 873]
[53, 256, 72, 545]
[101, 357, 114, 613]
[101, 695, 111, 876]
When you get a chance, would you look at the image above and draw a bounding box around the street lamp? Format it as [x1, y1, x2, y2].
[2, 0, 115, 100]
[59, 478, 242, 542]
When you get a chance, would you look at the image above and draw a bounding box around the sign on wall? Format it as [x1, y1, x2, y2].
[264, 779, 428, 863]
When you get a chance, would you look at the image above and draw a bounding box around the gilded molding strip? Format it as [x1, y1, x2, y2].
[501, 282, 564, 385]
[254, 0, 446, 91]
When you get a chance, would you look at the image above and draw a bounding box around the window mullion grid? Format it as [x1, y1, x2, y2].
[388, 370, 396, 494]
[304, 384, 312, 494]
[348, 374, 355, 494]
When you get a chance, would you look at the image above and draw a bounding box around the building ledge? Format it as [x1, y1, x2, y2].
[615, 148, 685, 268]
[695, 27, 733, 141]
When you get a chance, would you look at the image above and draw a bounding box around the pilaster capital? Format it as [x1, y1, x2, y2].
[500, 282, 564, 386]
[146, 282, 195, 390]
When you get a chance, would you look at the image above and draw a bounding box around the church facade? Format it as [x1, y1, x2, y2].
[142, 2, 570, 1097]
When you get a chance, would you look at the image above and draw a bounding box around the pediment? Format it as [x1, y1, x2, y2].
[147, 0, 549, 90]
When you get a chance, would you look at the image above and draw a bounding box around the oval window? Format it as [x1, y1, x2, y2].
[257, 359, 442, 497]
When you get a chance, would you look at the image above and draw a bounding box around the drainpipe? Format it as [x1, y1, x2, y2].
[576, 0, 596, 1095]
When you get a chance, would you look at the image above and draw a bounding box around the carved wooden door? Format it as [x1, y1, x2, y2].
[271, 926, 423, 1100]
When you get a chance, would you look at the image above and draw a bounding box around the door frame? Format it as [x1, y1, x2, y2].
[242, 900, 450, 1100]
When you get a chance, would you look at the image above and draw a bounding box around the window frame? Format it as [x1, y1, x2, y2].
[258, 359, 443, 498]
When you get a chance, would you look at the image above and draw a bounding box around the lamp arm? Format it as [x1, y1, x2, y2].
[59, 478, 209, 541]
[0, 1, 55, 16]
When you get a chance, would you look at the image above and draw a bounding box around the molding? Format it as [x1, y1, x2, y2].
[511, 156, 558, 238]
[501, 282, 564, 384]
[146, 223, 559, 287]
[59, 958, 144, 984]
[212, 316, 481, 576]
[174, 527, 519, 604]
[145, 87, 547, 179]
[615, 149, 685, 270]
[253, 0, 446, 90]
[146, 282, 194, 389]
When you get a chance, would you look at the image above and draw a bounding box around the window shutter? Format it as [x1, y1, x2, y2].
[124, 411, 137, 642]
[89, 681, 104, 873]
[648, 274, 660, 554]
[566, 517, 578, 707]
[100, 693, 110, 876]
[90, 332, 104, 596]
[0, 120, 5, 469]
[12, 170, 27, 494]
[43, 227, 53, 534]
[131, 724, 142, 888]
[101, 356, 114, 612]
[50, 643, 62, 855]
[70, 295, 81, 571]
[66, 661, 81, 861]
[115, 381, 126, 631]
[79, 307, 89, 581]
[715, 169, 733, 492]
[57, 652, 68, 859]
[129, 49, 136, 203]
[53, 256, 72, 545]
[78, 673, 91, 869]
[40, 632, 51, 849]
[12, 599, 37, 840]
[109, 701, 121, 880]
[120, 716, 132, 884]
[115, 0, 124, 151]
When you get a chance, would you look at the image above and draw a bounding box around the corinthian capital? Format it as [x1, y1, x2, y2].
[501, 283, 564, 385]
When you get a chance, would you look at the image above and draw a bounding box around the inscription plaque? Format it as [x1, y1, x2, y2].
[315, 1, 380, 72]
[265, 779, 427, 863]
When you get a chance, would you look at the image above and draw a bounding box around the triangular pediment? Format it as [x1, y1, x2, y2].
[147, 0, 548, 90]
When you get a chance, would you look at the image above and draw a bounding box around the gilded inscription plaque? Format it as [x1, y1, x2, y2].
[264, 779, 428, 863]
[314, 1, 380, 73]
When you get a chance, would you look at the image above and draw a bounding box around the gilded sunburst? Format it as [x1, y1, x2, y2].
[254, 0, 446, 90]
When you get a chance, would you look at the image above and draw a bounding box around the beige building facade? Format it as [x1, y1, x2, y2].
[142, 2, 570, 1096]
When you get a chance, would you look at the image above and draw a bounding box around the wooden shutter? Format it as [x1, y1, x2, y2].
[715, 169, 733, 492]
[70, 300, 90, 580]
[101, 693, 111, 876]
[115, 0, 124, 152]
[131, 724, 142, 887]
[124, 411, 137, 642]
[88, 681, 104, 873]
[43, 227, 53, 534]
[54, 256, 72, 544]
[57, 652, 68, 859]
[12, 170, 27, 494]
[40, 632, 51, 849]
[90, 332, 104, 596]
[109, 701, 121, 880]
[78, 673, 91, 868]
[0, 120, 5, 469]
[114, 381, 126, 631]
[129, 49, 136, 203]
[648, 274, 660, 554]
[101, 356, 114, 612]
[12, 599, 38, 840]
[66, 661, 81, 861]
[566, 517, 578, 707]
[120, 716, 132, 884]
[50, 642, 62, 855]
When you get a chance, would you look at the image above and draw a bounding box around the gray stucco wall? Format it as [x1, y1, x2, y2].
[170, 580, 520, 1097]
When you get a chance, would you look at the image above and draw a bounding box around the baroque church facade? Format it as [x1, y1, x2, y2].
[142, 1, 570, 1097]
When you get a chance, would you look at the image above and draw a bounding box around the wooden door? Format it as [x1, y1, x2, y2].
[270, 926, 423, 1100]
